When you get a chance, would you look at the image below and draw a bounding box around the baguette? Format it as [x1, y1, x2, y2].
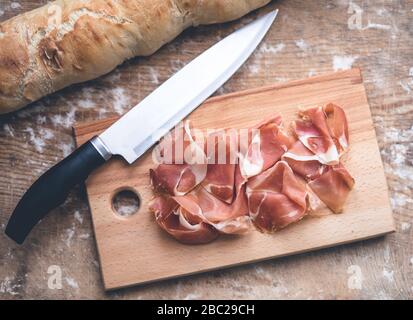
[0, 0, 271, 114]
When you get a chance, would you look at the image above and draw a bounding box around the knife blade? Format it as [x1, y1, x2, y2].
[100, 10, 278, 164]
[5, 10, 278, 244]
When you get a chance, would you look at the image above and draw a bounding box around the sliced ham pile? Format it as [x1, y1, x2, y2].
[149, 104, 355, 244]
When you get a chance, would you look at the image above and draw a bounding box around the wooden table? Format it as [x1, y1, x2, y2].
[0, 0, 412, 299]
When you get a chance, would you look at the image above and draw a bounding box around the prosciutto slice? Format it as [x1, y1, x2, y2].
[174, 165, 251, 235]
[150, 121, 207, 196]
[308, 163, 355, 213]
[324, 103, 349, 155]
[240, 115, 291, 179]
[292, 106, 339, 165]
[149, 196, 219, 244]
[201, 130, 238, 203]
[282, 140, 326, 180]
[246, 161, 308, 232]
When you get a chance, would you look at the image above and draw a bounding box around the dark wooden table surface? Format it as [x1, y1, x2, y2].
[0, 0, 412, 299]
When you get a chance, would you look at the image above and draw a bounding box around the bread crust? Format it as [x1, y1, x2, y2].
[0, 0, 271, 114]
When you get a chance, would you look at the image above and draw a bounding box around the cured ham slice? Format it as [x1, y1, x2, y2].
[240, 115, 291, 179]
[308, 163, 355, 213]
[149, 196, 219, 245]
[201, 130, 238, 203]
[174, 166, 251, 235]
[246, 161, 308, 232]
[150, 164, 201, 196]
[282, 141, 330, 214]
[305, 185, 328, 214]
[282, 139, 354, 214]
[293, 106, 339, 165]
[151, 121, 207, 196]
[324, 103, 349, 155]
[282, 140, 326, 180]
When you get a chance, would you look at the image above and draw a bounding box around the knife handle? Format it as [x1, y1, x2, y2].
[5, 137, 111, 244]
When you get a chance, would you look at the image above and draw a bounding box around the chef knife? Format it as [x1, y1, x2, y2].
[5, 10, 278, 244]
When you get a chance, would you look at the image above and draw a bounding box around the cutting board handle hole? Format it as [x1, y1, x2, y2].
[111, 188, 141, 218]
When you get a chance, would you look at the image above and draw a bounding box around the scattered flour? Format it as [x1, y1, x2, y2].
[382, 268, 394, 282]
[249, 64, 260, 74]
[388, 144, 407, 165]
[0, 9, 4, 17]
[371, 75, 387, 90]
[384, 126, 413, 144]
[97, 106, 110, 119]
[50, 109, 76, 128]
[5, 248, 14, 259]
[254, 266, 267, 276]
[3, 124, 15, 137]
[375, 289, 392, 300]
[171, 60, 186, 73]
[36, 115, 47, 125]
[295, 39, 308, 51]
[383, 244, 391, 263]
[63, 223, 76, 247]
[401, 222, 411, 231]
[216, 86, 227, 95]
[24, 127, 55, 152]
[400, 80, 412, 93]
[111, 87, 131, 115]
[74, 210, 83, 224]
[183, 293, 202, 300]
[260, 43, 285, 54]
[390, 193, 412, 208]
[400, 68, 413, 93]
[333, 56, 357, 71]
[393, 166, 413, 181]
[65, 277, 79, 289]
[148, 66, 160, 85]
[271, 283, 289, 296]
[116, 203, 139, 216]
[77, 98, 96, 109]
[254, 266, 276, 282]
[79, 233, 90, 240]
[42, 128, 54, 140]
[60, 142, 74, 157]
[76, 88, 97, 109]
[0, 277, 20, 296]
[308, 69, 317, 77]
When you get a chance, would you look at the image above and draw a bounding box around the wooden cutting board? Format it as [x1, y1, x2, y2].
[73, 69, 394, 290]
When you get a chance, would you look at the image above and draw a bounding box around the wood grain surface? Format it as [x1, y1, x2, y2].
[0, 0, 412, 299]
[74, 69, 395, 290]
